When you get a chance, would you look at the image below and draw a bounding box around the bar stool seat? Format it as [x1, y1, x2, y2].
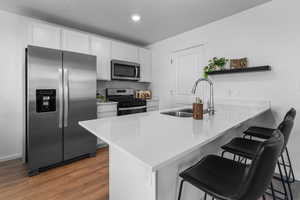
[244, 126, 275, 139]
[180, 155, 247, 199]
[178, 131, 284, 200]
[221, 117, 295, 200]
[221, 138, 262, 159]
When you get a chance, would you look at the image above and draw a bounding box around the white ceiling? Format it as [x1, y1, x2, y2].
[0, 0, 270, 46]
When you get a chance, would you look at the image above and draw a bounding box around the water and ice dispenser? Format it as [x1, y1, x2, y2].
[36, 89, 56, 112]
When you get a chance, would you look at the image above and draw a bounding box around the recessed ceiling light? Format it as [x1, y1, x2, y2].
[131, 14, 141, 22]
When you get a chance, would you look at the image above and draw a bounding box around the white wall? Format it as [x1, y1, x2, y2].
[149, 0, 300, 178]
[0, 11, 27, 161]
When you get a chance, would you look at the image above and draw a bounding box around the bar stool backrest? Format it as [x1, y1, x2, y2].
[277, 117, 294, 151]
[237, 130, 284, 200]
[283, 108, 296, 121]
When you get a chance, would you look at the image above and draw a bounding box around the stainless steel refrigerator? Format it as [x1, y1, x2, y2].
[26, 45, 97, 176]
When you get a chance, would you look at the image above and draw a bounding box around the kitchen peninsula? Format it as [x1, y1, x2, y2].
[79, 101, 271, 200]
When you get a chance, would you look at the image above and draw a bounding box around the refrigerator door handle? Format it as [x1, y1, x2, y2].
[63, 68, 69, 127]
[58, 69, 63, 128]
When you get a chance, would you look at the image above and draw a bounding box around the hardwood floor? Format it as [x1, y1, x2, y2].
[0, 147, 109, 200]
[1, 147, 299, 200]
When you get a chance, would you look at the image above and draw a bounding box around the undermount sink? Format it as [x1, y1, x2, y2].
[160, 108, 209, 117]
[161, 111, 193, 117]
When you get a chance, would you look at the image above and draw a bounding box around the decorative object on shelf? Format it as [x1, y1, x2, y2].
[230, 58, 248, 69]
[204, 57, 228, 78]
[206, 65, 271, 75]
[135, 90, 152, 99]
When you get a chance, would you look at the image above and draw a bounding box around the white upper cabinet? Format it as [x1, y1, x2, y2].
[90, 36, 112, 80]
[29, 22, 61, 49]
[139, 48, 152, 82]
[62, 29, 90, 54]
[111, 41, 138, 63]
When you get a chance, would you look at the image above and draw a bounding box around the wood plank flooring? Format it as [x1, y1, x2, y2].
[1, 146, 299, 200]
[0, 147, 109, 200]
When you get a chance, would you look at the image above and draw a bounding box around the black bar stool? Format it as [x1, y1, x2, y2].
[178, 131, 284, 200]
[221, 116, 294, 200]
[243, 108, 296, 184]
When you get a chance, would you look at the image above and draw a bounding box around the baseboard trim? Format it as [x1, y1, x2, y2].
[97, 143, 108, 149]
[0, 153, 22, 162]
[0, 145, 106, 163]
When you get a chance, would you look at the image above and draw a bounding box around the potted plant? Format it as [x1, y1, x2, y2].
[204, 57, 228, 78]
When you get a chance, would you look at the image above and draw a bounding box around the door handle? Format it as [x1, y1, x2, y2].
[58, 69, 63, 128]
[135, 66, 138, 78]
[118, 106, 146, 111]
[63, 68, 69, 127]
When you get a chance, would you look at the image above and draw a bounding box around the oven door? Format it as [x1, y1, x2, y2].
[111, 60, 140, 81]
[118, 106, 146, 116]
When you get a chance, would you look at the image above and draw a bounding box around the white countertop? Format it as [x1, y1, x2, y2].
[80, 102, 270, 171]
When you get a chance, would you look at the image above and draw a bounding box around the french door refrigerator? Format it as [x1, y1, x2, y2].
[26, 45, 97, 176]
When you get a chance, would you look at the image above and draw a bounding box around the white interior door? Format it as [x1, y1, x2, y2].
[172, 46, 205, 95]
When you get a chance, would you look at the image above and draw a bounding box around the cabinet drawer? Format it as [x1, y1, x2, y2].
[97, 104, 117, 113]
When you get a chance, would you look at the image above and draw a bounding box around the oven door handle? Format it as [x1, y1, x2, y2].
[135, 66, 138, 78]
[119, 106, 146, 111]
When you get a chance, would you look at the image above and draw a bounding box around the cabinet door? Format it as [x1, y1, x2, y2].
[62, 29, 90, 54]
[139, 48, 152, 82]
[29, 22, 61, 49]
[91, 36, 111, 80]
[111, 41, 138, 63]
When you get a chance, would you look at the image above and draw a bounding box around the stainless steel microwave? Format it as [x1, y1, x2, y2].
[111, 60, 140, 81]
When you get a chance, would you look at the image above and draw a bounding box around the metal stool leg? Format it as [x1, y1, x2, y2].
[285, 148, 295, 183]
[270, 181, 277, 200]
[178, 180, 184, 200]
[281, 155, 294, 200]
[277, 161, 289, 200]
[221, 151, 226, 158]
[233, 154, 236, 161]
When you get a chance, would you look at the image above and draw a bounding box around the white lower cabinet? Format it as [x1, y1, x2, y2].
[97, 102, 117, 147]
[146, 99, 159, 111]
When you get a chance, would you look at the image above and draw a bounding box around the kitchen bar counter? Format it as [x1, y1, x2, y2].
[80, 102, 269, 170]
[79, 101, 271, 200]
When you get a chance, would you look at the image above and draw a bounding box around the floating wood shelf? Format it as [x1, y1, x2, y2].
[207, 65, 271, 75]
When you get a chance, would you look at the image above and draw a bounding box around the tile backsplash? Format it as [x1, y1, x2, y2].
[97, 80, 151, 96]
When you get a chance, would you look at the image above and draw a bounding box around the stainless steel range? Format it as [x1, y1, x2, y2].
[106, 88, 146, 116]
